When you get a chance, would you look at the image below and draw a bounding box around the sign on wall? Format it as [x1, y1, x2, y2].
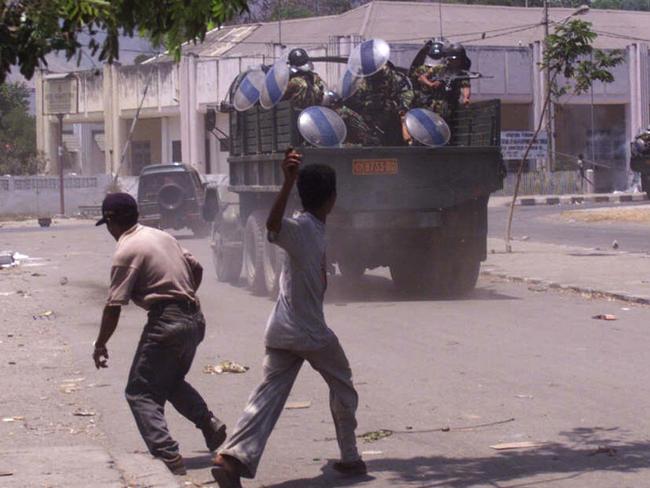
[501, 131, 548, 160]
[43, 76, 79, 115]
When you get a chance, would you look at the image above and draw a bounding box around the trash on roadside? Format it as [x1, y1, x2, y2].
[358, 429, 393, 443]
[73, 409, 96, 417]
[33, 310, 55, 320]
[2, 416, 24, 422]
[528, 284, 548, 292]
[59, 378, 84, 394]
[592, 314, 617, 321]
[59, 276, 69, 286]
[285, 401, 311, 410]
[203, 361, 249, 375]
[0, 471, 13, 477]
[520, 235, 530, 241]
[515, 394, 534, 399]
[588, 445, 617, 457]
[0, 253, 15, 268]
[612, 240, 619, 250]
[621, 307, 631, 311]
[361, 450, 383, 456]
[490, 441, 546, 450]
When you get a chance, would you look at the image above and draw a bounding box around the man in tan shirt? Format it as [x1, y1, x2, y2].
[93, 192, 226, 475]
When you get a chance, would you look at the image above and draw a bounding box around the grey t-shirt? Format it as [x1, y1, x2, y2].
[265, 212, 335, 351]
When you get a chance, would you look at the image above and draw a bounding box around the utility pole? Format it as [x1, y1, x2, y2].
[543, 0, 554, 172]
[57, 113, 65, 215]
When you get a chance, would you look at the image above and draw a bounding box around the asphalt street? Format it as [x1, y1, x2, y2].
[2, 220, 650, 487]
[489, 201, 650, 254]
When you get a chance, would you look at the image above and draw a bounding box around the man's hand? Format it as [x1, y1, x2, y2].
[430, 80, 443, 89]
[282, 148, 301, 184]
[93, 344, 109, 369]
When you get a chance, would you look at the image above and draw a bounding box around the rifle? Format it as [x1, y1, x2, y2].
[428, 70, 485, 93]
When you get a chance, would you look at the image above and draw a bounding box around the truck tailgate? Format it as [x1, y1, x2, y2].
[302, 146, 504, 211]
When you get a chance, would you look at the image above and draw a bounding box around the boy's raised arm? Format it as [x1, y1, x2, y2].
[267, 148, 302, 234]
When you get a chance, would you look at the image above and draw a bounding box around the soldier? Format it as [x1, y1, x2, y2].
[322, 90, 380, 146]
[347, 62, 414, 146]
[281, 48, 325, 109]
[411, 40, 450, 119]
[632, 125, 650, 158]
[444, 43, 472, 110]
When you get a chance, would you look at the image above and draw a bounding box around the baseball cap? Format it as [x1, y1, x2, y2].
[95, 192, 139, 226]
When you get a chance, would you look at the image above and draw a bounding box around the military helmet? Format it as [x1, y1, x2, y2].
[445, 43, 466, 60]
[288, 48, 313, 73]
[428, 41, 446, 60]
[322, 90, 342, 108]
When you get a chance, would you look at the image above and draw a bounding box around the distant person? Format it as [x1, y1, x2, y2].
[411, 40, 450, 118]
[211, 151, 366, 488]
[92, 193, 226, 475]
[282, 48, 325, 109]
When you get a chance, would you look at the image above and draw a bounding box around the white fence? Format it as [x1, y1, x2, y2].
[0, 175, 113, 217]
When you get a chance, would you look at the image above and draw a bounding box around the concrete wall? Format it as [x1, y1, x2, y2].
[0, 175, 113, 217]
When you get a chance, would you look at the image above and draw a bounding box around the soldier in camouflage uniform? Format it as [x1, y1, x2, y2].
[411, 41, 471, 123]
[322, 91, 380, 146]
[281, 48, 325, 109]
[347, 63, 414, 146]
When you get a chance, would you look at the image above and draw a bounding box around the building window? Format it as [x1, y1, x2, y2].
[172, 140, 182, 162]
[131, 141, 151, 175]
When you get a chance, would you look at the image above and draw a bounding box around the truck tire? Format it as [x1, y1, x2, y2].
[389, 251, 435, 296]
[212, 231, 242, 283]
[243, 211, 267, 294]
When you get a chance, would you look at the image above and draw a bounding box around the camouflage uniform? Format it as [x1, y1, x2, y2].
[347, 65, 414, 146]
[282, 72, 325, 109]
[336, 106, 381, 146]
[412, 64, 470, 122]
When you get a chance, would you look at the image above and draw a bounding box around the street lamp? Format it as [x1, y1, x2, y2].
[542, 3, 590, 171]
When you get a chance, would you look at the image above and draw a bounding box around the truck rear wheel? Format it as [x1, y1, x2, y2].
[212, 230, 242, 283]
[243, 211, 267, 294]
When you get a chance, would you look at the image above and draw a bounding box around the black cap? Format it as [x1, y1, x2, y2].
[96, 192, 138, 226]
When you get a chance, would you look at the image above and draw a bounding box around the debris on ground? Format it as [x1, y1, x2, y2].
[59, 276, 69, 286]
[612, 240, 619, 250]
[358, 429, 393, 443]
[72, 409, 96, 417]
[2, 416, 24, 422]
[33, 310, 55, 320]
[203, 361, 249, 375]
[515, 394, 534, 399]
[588, 445, 617, 457]
[59, 377, 85, 394]
[592, 314, 617, 321]
[361, 450, 383, 456]
[490, 441, 546, 450]
[0, 253, 15, 268]
[0, 471, 13, 477]
[285, 401, 311, 410]
[528, 284, 548, 292]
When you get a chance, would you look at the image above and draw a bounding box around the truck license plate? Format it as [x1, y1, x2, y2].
[352, 159, 398, 176]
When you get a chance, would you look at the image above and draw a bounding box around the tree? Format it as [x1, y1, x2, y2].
[0, 82, 43, 175]
[504, 19, 623, 252]
[0, 0, 249, 85]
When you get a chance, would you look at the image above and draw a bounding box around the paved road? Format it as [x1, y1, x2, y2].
[2, 221, 650, 487]
[489, 201, 650, 254]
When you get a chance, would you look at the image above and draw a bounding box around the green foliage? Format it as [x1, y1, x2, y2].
[0, 83, 43, 175]
[541, 19, 624, 98]
[0, 0, 249, 84]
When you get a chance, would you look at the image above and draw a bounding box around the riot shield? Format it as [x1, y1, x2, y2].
[298, 106, 347, 147]
[404, 108, 451, 147]
[232, 68, 266, 112]
[347, 38, 391, 78]
[260, 59, 290, 109]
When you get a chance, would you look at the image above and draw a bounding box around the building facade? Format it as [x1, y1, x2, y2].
[35, 2, 650, 191]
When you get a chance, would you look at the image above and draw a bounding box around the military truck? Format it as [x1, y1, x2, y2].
[205, 99, 505, 297]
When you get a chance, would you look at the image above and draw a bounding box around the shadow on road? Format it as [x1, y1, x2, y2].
[265, 427, 650, 488]
[324, 275, 519, 305]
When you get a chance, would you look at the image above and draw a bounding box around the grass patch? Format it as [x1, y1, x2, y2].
[562, 206, 650, 223]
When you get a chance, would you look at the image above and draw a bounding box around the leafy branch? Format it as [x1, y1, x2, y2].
[504, 19, 623, 252]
